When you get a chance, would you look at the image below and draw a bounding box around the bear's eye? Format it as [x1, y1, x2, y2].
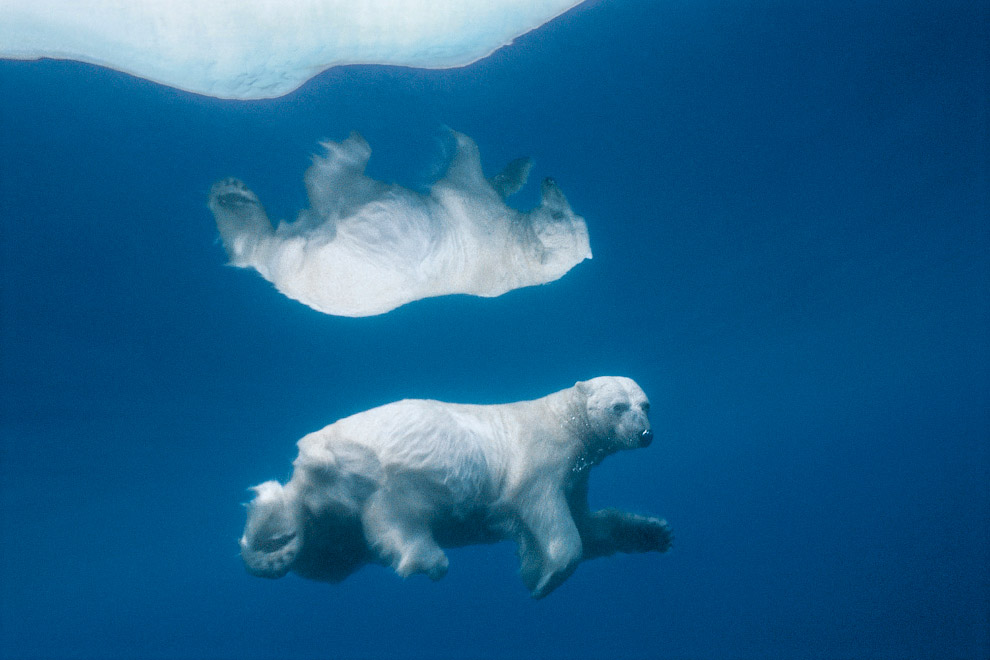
[611, 402, 630, 414]
[641, 402, 650, 413]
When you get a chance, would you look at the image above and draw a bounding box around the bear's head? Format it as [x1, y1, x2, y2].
[576, 376, 653, 452]
[529, 178, 592, 279]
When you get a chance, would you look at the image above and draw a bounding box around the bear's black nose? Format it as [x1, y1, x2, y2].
[640, 429, 654, 447]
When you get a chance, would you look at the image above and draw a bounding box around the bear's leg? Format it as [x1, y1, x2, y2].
[361, 489, 449, 581]
[515, 490, 583, 599]
[240, 481, 303, 578]
[489, 156, 533, 199]
[207, 178, 274, 267]
[579, 508, 673, 559]
[516, 532, 544, 594]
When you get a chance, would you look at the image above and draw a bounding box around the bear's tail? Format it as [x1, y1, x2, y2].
[240, 480, 302, 578]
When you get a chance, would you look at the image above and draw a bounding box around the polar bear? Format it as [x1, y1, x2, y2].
[208, 131, 591, 317]
[239, 377, 672, 598]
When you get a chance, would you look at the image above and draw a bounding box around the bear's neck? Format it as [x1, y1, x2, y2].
[541, 388, 597, 455]
[543, 388, 619, 477]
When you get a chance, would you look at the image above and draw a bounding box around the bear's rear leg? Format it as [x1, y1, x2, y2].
[361, 490, 449, 581]
[240, 481, 303, 578]
[208, 178, 274, 267]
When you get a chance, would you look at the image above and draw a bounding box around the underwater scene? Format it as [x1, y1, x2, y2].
[1, 1, 987, 658]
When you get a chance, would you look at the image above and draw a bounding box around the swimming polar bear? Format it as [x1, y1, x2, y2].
[239, 377, 672, 598]
[208, 131, 591, 317]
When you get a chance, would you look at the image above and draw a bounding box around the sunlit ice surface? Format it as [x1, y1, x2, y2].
[0, 0, 585, 99]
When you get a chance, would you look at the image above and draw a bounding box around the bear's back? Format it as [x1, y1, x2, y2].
[315, 399, 513, 506]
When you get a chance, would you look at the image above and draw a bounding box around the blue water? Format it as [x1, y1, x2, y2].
[1, 2, 987, 658]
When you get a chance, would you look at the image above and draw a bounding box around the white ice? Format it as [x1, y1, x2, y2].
[208, 131, 591, 317]
[0, 0, 584, 99]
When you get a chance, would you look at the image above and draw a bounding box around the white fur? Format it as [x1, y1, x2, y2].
[208, 131, 591, 317]
[240, 377, 672, 598]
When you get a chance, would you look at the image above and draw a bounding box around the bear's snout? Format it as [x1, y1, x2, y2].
[640, 429, 654, 447]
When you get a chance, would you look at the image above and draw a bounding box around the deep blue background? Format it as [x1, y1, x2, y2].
[1, 1, 987, 658]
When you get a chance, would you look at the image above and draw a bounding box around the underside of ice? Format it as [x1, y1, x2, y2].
[0, 0, 585, 99]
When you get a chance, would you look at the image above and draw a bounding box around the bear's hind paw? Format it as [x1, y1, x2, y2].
[395, 545, 449, 581]
[240, 531, 301, 579]
[210, 178, 261, 209]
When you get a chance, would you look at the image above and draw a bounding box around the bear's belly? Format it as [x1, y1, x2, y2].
[431, 506, 507, 549]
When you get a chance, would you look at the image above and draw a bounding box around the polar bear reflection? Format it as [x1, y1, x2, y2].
[208, 132, 591, 317]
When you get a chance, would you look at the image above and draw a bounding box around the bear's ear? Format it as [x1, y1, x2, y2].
[574, 380, 591, 398]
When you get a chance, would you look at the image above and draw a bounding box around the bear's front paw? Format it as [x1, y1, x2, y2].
[641, 518, 673, 553]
